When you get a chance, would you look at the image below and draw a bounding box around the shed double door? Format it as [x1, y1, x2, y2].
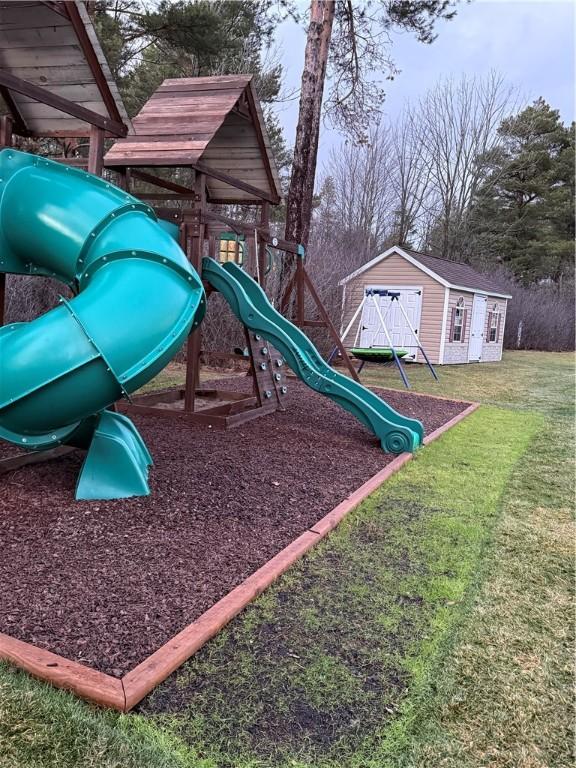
[359, 286, 422, 360]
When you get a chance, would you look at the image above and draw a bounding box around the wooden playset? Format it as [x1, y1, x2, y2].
[0, 0, 480, 713]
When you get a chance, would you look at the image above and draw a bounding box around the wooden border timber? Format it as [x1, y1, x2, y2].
[122, 531, 320, 709]
[0, 446, 77, 475]
[0, 402, 479, 711]
[0, 632, 125, 710]
[118, 386, 279, 429]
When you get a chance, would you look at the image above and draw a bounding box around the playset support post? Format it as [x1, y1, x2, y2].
[183, 172, 206, 413]
[0, 114, 12, 327]
[87, 125, 105, 175]
[278, 252, 360, 383]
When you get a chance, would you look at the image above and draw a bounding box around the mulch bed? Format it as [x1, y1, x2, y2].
[0, 380, 468, 676]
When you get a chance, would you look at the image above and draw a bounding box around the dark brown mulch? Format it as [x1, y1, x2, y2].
[0, 380, 468, 676]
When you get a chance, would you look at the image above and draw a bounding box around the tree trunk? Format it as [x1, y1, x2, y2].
[279, 0, 335, 303]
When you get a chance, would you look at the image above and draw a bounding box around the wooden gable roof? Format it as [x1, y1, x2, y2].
[104, 75, 282, 204]
[0, 1, 130, 137]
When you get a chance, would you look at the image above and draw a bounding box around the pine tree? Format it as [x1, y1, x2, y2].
[469, 99, 575, 284]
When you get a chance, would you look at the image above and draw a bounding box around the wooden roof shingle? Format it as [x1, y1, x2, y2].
[104, 75, 282, 204]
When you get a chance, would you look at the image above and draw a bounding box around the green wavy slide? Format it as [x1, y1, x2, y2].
[202, 259, 424, 453]
[0, 149, 205, 500]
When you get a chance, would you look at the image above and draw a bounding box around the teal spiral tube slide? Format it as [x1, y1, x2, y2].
[202, 259, 424, 453]
[0, 149, 205, 500]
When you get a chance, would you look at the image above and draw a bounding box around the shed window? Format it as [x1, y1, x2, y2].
[450, 298, 466, 343]
[488, 305, 500, 342]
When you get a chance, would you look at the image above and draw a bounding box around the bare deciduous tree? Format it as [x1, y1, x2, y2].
[389, 110, 433, 246]
[323, 126, 396, 257]
[415, 72, 517, 258]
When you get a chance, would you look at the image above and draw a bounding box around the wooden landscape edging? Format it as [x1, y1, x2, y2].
[0, 401, 480, 712]
[0, 632, 126, 710]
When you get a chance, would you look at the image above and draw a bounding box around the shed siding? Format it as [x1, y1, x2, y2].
[442, 289, 475, 364]
[442, 291, 507, 363]
[482, 297, 507, 362]
[341, 252, 445, 363]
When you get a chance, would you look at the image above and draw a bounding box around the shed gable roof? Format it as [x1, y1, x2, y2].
[339, 246, 512, 299]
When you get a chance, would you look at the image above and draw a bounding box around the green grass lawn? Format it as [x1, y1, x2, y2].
[0, 351, 573, 768]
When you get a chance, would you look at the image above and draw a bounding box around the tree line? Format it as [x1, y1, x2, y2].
[310, 74, 574, 351]
[92, 1, 575, 352]
[5, 1, 573, 351]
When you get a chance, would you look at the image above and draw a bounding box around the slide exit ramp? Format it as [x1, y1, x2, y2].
[202, 259, 423, 454]
[0, 149, 205, 500]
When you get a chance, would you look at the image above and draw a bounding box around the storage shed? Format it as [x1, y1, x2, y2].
[339, 245, 512, 365]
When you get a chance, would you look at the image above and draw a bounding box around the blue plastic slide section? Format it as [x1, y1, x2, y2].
[0, 149, 205, 499]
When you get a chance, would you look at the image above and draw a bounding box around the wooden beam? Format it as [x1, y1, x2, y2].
[201, 209, 264, 236]
[0, 114, 13, 147]
[302, 269, 360, 382]
[258, 202, 270, 289]
[0, 114, 11, 326]
[30, 130, 118, 138]
[0, 71, 127, 137]
[87, 125, 104, 175]
[296, 255, 304, 326]
[0, 632, 125, 710]
[58, 157, 89, 167]
[183, 190, 206, 412]
[107, 156, 278, 203]
[113, 167, 131, 192]
[129, 168, 196, 196]
[261, 235, 302, 255]
[121, 530, 319, 709]
[152, 206, 184, 222]
[206, 197, 264, 206]
[193, 161, 279, 204]
[63, 1, 126, 127]
[244, 82, 278, 200]
[0, 446, 77, 475]
[39, 1, 70, 20]
[0, 87, 29, 136]
[136, 193, 196, 201]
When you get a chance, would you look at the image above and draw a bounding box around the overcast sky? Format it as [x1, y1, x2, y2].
[271, 0, 575, 167]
